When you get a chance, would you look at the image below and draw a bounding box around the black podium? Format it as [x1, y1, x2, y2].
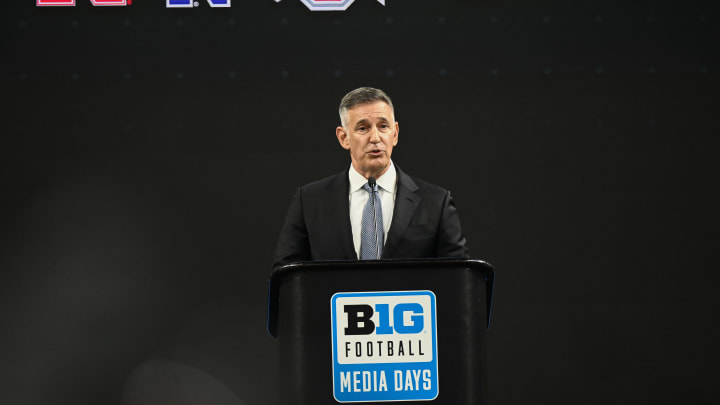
[267, 258, 494, 404]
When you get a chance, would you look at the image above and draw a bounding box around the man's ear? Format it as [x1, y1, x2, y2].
[336, 126, 350, 150]
[393, 121, 399, 146]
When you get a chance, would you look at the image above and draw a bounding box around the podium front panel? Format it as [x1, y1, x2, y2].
[271, 259, 493, 405]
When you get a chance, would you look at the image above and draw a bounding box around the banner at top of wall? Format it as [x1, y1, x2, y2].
[36, 0, 387, 11]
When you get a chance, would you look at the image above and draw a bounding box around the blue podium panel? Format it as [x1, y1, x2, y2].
[331, 291, 439, 402]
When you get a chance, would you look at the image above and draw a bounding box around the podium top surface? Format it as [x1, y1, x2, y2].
[267, 258, 495, 337]
[272, 257, 492, 273]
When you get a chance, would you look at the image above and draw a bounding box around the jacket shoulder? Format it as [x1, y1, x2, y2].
[298, 170, 346, 195]
[410, 176, 448, 193]
[399, 169, 449, 198]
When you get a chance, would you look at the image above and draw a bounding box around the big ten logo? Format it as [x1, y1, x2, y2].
[344, 303, 424, 336]
[330, 291, 438, 402]
[335, 293, 433, 365]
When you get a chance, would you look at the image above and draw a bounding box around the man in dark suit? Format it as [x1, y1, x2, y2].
[273, 87, 468, 270]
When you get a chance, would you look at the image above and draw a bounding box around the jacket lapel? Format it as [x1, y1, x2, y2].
[327, 169, 358, 260]
[383, 167, 420, 258]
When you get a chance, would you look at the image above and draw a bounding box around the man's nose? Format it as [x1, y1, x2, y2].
[369, 127, 381, 143]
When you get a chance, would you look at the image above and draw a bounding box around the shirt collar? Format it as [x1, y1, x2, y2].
[349, 161, 397, 194]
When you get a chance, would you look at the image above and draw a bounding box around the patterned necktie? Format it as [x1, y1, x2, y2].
[360, 182, 384, 260]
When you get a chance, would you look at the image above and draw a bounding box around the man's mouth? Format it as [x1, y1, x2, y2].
[367, 150, 384, 155]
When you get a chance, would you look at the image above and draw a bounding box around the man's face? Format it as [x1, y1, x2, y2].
[336, 101, 399, 179]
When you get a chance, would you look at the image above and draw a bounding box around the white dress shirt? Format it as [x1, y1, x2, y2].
[348, 161, 397, 259]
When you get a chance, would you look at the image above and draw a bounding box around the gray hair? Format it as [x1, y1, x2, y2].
[338, 87, 395, 127]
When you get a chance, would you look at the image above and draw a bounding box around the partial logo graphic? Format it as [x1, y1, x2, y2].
[330, 290, 439, 403]
[37, 0, 129, 5]
[166, 0, 230, 7]
[275, 0, 385, 11]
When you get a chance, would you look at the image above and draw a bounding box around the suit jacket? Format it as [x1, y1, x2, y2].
[272, 166, 468, 270]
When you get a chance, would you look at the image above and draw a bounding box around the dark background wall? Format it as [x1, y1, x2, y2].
[1, 1, 718, 404]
